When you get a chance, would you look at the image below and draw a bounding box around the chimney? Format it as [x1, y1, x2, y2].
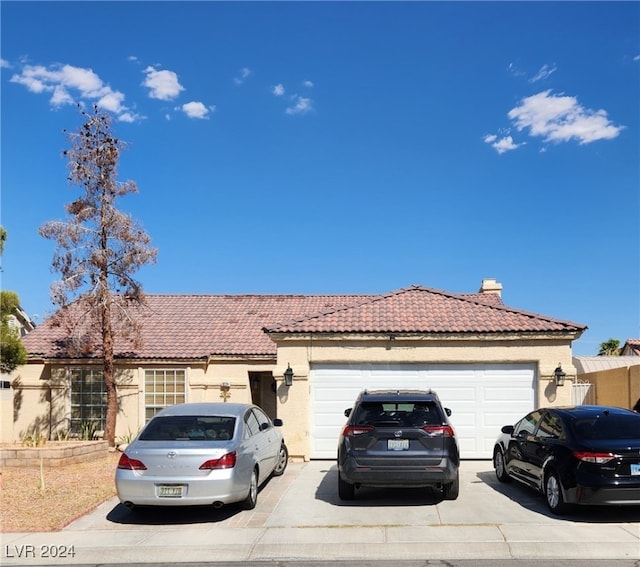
[479, 278, 502, 297]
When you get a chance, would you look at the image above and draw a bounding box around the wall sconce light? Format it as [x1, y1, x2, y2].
[554, 364, 566, 387]
[283, 364, 294, 387]
[220, 381, 231, 402]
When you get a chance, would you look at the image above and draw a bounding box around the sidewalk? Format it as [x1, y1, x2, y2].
[2, 461, 639, 565]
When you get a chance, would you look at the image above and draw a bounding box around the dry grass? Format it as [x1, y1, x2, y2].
[1, 451, 121, 532]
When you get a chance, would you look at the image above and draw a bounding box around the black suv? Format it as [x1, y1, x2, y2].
[337, 389, 460, 500]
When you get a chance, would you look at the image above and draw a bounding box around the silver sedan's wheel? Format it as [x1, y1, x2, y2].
[272, 443, 288, 476]
[242, 468, 258, 510]
[494, 448, 511, 483]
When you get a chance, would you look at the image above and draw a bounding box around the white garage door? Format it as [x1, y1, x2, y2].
[309, 363, 535, 459]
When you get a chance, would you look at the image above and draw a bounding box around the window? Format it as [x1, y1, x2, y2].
[244, 409, 261, 437]
[144, 369, 186, 421]
[354, 401, 442, 427]
[139, 415, 236, 441]
[536, 412, 564, 439]
[252, 407, 271, 430]
[70, 368, 106, 435]
[514, 410, 543, 437]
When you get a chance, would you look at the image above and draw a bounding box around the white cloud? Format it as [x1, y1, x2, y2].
[179, 101, 215, 119]
[142, 66, 185, 100]
[529, 63, 557, 83]
[97, 91, 127, 114]
[1, 59, 11, 68]
[117, 111, 143, 123]
[508, 90, 624, 145]
[285, 96, 313, 115]
[9, 63, 136, 120]
[272, 83, 285, 96]
[302, 80, 314, 88]
[234, 67, 252, 85]
[507, 62, 526, 78]
[483, 134, 522, 154]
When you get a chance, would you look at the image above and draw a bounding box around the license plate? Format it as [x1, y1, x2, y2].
[631, 464, 640, 476]
[158, 484, 185, 498]
[387, 439, 409, 451]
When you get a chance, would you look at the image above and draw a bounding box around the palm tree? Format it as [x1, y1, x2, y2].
[598, 339, 621, 356]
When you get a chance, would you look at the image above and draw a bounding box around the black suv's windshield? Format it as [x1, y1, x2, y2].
[352, 401, 444, 427]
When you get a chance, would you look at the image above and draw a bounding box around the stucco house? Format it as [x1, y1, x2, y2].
[621, 339, 640, 356]
[9, 279, 587, 460]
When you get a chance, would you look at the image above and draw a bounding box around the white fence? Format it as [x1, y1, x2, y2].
[572, 380, 595, 405]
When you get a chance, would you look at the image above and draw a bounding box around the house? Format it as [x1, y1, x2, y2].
[9, 279, 587, 459]
[621, 339, 640, 356]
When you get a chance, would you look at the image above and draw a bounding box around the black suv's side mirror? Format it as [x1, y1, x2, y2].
[344, 408, 352, 418]
[445, 408, 452, 417]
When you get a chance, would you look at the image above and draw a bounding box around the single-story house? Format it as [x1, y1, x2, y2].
[8, 279, 587, 459]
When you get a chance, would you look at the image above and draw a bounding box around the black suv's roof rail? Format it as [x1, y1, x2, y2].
[361, 388, 437, 396]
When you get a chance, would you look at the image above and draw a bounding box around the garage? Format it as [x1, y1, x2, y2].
[309, 363, 536, 459]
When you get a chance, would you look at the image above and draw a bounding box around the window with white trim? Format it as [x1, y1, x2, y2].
[70, 368, 106, 435]
[144, 369, 186, 421]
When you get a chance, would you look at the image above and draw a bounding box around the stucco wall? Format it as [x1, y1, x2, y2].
[10, 335, 577, 460]
[9, 360, 271, 443]
[273, 335, 577, 459]
[580, 365, 640, 409]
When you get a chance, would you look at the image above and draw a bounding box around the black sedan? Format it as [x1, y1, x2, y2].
[493, 405, 640, 513]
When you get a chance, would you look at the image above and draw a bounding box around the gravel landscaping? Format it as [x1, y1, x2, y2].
[1, 450, 120, 532]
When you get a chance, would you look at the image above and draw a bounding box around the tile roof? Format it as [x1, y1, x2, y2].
[622, 339, 640, 356]
[22, 285, 586, 361]
[264, 286, 586, 335]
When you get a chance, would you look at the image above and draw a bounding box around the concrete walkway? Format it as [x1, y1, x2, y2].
[3, 460, 639, 565]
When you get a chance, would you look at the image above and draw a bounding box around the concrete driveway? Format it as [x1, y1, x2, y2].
[3, 460, 639, 565]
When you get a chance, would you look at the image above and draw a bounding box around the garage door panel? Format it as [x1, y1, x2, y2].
[484, 386, 532, 401]
[309, 363, 535, 459]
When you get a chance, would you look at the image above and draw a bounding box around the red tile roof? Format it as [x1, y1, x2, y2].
[22, 286, 586, 361]
[622, 339, 640, 356]
[264, 286, 585, 334]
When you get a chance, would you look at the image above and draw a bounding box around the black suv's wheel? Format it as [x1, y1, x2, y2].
[494, 448, 511, 483]
[338, 471, 355, 500]
[272, 443, 288, 476]
[544, 469, 568, 514]
[241, 468, 258, 510]
[442, 471, 459, 500]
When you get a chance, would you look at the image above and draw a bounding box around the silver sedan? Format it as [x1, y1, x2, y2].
[115, 402, 288, 510]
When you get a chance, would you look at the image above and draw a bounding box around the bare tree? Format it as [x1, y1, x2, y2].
[40, 106, 157, 446]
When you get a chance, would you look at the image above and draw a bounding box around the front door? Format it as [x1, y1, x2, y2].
[249, 371, 277, 419]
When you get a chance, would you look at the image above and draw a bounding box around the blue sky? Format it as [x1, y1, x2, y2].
[1, 1, 638, 356]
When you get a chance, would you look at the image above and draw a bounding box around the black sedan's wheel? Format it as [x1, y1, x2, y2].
[241, 468, 258, 510]
[544, 469, 568, 514]
[272, 443, 288, 476]
[494, 448, 511, 483]
[443, 471, 459, 500]
[338, 471, 355, 500]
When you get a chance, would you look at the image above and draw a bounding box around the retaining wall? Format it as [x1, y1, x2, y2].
[0, 441, 109, 468]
